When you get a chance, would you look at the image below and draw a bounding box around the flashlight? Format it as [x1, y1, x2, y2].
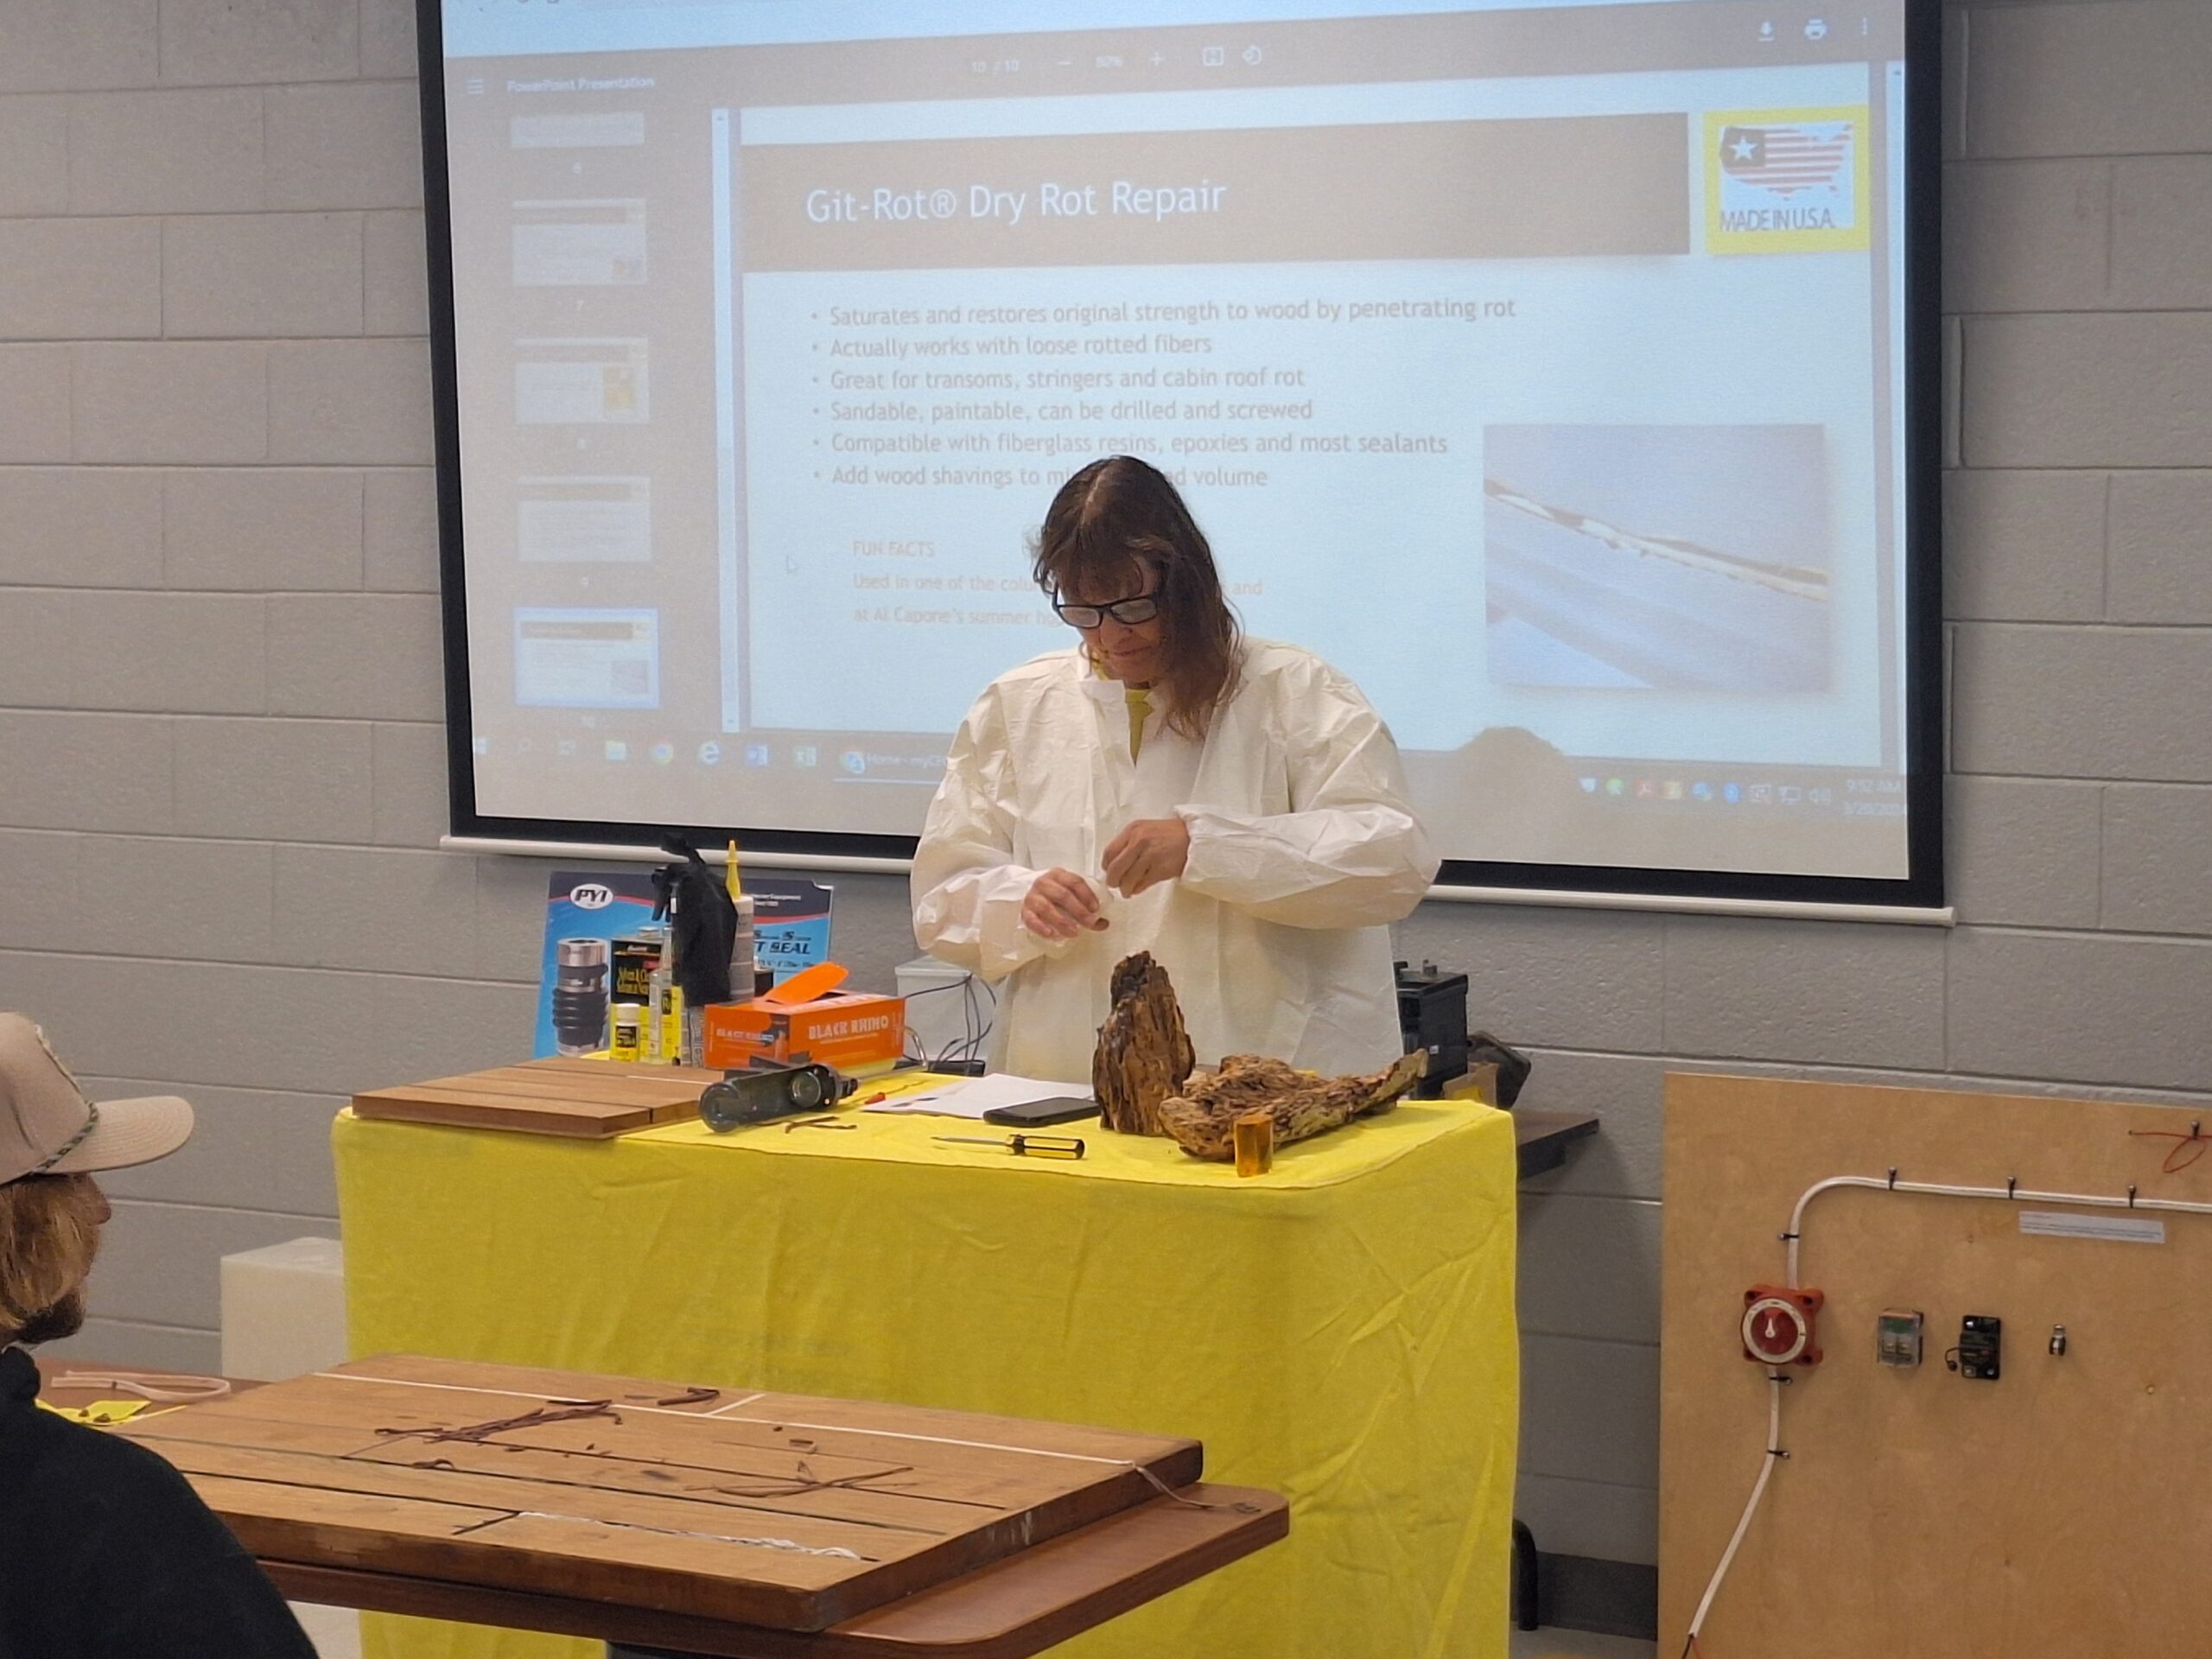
[698, 1063, 857, 1131]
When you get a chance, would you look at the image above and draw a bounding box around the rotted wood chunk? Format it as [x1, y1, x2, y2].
[1157, 1052, 1427, 1161]
[1091, 952, 1195, 1135]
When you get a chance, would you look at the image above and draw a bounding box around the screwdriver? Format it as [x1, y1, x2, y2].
[934, 1133, 1085, 1160]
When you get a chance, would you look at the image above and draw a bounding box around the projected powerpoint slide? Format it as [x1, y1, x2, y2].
[438, 0, 1916, 880]
[513, 338, 649, 423]
[735, 95, 1879, 766]
[517, 476, 652, 563]
[513, 608, 659, 709]
[512, 199, 647, 286]
[737, 112, 1710, 742]
[1483, 424, 1830, 694]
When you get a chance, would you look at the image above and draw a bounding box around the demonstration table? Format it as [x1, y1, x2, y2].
[335, 1095, 1519, 1659]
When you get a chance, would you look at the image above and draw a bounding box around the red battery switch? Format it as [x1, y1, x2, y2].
[1741, 1285, 1824, 1366]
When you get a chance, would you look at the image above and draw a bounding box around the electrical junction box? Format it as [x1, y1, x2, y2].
[1876, 1308, 1924, 1368]
[1955, 1314, 2002, 1381]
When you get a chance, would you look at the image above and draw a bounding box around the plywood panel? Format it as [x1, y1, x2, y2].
[1662, 1074, 2212, 1658]
[116, 1354, 1202, 1633]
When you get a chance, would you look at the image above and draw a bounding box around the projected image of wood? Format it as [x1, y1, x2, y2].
[115, 1354, 1203, 1633]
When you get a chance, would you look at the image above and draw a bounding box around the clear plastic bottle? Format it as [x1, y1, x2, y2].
[728, 894, 757, 1002]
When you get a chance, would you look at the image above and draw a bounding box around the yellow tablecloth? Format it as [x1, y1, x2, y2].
[334, 1092, 1518, 1659]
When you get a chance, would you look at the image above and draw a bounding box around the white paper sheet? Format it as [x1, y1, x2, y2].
[863, 1073, 1094, 1120]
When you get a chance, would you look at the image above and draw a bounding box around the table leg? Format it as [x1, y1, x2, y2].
[1512, 1516, 1541, 1631]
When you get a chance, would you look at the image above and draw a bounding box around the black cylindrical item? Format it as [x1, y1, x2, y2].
[551, 938, 610, 1056]
[698, 1063, 855, 1131]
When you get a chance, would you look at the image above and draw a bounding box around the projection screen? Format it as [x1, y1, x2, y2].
[424, 0, 1945, 911]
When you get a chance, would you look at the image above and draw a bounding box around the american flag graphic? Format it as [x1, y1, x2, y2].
[1718, 124, 1851, 195]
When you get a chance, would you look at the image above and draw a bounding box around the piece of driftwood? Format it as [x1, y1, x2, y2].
[1090, 952, 1195, 1135]
[1156, 1052, 1427, 1160]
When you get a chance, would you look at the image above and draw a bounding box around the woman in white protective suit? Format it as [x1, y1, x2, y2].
[911, 454, 1440, 1085]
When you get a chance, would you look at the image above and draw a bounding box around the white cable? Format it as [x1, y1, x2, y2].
[1685, 1371, 1783, 1648]
[48, 1370, 231, 1403]
[1786, 1174, 2212, 1288]
[1686, 1170, 2212, 1653]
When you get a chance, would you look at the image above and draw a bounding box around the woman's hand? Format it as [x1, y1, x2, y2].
[1102, 817, 1192, 897]
[1022, 868, 1109, 940]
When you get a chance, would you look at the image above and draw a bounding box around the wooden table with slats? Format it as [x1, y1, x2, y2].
[106, 1354, 1285, 1659]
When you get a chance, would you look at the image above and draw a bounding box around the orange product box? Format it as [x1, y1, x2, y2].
[701, 989, 905, 1072]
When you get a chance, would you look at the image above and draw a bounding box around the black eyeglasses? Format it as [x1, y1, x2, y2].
[1051, 591, 1160, 628]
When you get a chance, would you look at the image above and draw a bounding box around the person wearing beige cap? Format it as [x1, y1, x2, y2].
[0, 1014, 317, 1657]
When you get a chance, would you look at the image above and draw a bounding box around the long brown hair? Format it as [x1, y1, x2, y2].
[1031, 456, 1242, 739]
[0, 1173, 104, 1345]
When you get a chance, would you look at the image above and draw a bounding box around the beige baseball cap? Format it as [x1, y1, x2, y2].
[0, 1015, 194, 1186]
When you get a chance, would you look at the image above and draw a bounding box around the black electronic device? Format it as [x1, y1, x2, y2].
[1950, 1314, 2002, 1380]
[982, 1097, 1102, 1129]
[1395, 960, 1470, 1099]
[698, 1062, 855, 1131]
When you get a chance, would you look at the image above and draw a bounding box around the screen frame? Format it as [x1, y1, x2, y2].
[418, 0, 1948, 912]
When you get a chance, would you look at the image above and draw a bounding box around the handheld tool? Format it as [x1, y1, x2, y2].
[933, 1133, 1085, 1160]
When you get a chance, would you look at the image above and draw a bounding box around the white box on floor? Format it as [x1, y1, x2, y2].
[220, 1236, 345, 1382]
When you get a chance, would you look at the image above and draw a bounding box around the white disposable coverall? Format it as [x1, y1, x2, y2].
[912, 639, 1440, 1084]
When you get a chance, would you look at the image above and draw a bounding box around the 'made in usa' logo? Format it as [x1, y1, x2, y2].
[1704, 106, 1871, 254]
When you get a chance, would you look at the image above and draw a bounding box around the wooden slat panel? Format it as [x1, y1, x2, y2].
[350, 1057, 714, 1135]
[118, 1355, 1205, 1634]
[129, 1406, 988, 1502]
[327, 1358, 1200, 1481]
[346, 1352, 742, 1411]
[191, 1475, 833, 1629]
[714, 1391, 1192, 1466]
[348, 1090, 658, 1136]
[254, 1485, 1287, 1659]
[187, 1377, 1166, 1506]
[525, 1056, 722, 1085]
[153, 1440, 946, 1557]
[342, 1438, 1026, 1529]
[404, 1069, 706, 1105]
[354, 1088, 652, 1117]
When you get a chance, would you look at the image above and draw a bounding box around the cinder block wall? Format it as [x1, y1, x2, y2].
[3, 0, 2208, 1581]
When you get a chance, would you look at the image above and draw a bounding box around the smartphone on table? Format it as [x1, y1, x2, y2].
[982, 1097, 1101, 1128]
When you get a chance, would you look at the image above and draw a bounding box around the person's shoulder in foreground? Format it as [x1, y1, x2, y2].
[1, 1349, 317, 1659]
[0, 1013, 317, 1659]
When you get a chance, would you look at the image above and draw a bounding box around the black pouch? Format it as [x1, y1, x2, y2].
[1469, 1032, 1534, 1108]
[653, 834, 737, 1007]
